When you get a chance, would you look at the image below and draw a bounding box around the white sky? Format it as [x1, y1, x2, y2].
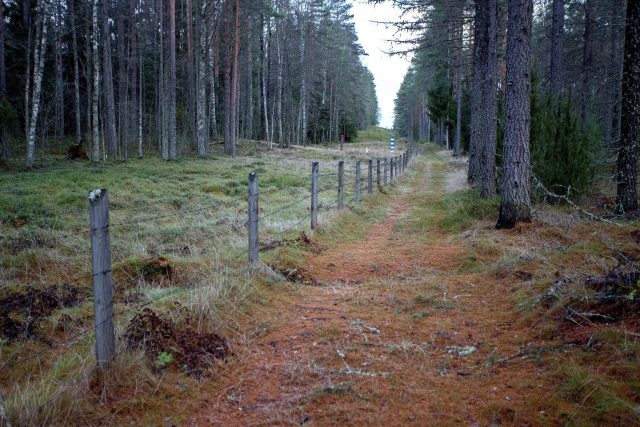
[350, 1, 412, 129]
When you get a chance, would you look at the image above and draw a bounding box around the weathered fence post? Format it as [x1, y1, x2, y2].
[88, 189, 115, 368]
[384, 158, 388, 185]
[311, 161, 319, 229]
[367, 159, 373, 194]
[376, 158, 381, 188]
[355, 160, 361, 204]
[248, 172, 259, 265]
[390, 157, 394, 182]
[338, 160, 344, 209]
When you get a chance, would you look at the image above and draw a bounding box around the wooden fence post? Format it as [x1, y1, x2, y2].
[311, 161, 319, 229]
[376, 158, 381, 188]
[367, 159, 373, 194]
[390, 157, 394, 182]
[88, 189, 115, 368]
[338, 160, 344, 209]
[248, 172, 259, 265]
[384, 158, 388, 185]
[355, 160, 361, 204]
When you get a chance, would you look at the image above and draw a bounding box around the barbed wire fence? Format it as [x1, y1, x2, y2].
[4, 146, 421, 368]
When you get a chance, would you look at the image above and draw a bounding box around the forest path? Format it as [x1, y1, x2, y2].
[198, 150, 553, 426]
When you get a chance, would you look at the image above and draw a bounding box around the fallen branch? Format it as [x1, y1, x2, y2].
[531, 174, 622, 227]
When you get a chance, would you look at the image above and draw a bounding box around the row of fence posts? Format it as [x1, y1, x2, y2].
[247, 147, 418, 266]
[85, 146, 418, 368]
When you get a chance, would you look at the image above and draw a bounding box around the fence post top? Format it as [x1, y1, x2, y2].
[88, 189, 107, 204]
[249, 171, 257, 179]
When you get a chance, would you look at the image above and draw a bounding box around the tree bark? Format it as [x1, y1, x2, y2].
[102, 0, 118, 158]
[608, 0, 624, 148]
[209, 36, 218, 139]
[276, 18, 284, 148]
[261, 14, 271, 148]
[167, 0, 177, 159]
[228, 0, 239, 156]
[300, 25, 307, 146]
[549, 0, 564, 96]
[70, 0, 82, 146]
[0, 0, 5, 99]
[130, 0, 140, 157]
[223, 0, 232, 155]
[580, 0, 594, 125]
[615, 0, 639, 213]
[196, 0, 208, 156]
[117, 7, 127, 158]
[92, 0, 100, 163]
[54, 0, 64, 143]
[478, 0, 498, 198]
[246, 27, 254, 140]
[159, 0, 168, 159]
[453, 2, 463, 158]
[186, 0, 195, 141]
[496, 0, 533, 229]
[469, 0, 485, 181]
[26, 0, 48, 169]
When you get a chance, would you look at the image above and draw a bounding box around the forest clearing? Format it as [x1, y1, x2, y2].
[1, 140, 639, 425]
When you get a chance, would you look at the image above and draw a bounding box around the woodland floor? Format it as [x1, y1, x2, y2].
[166, 150, 638, 426]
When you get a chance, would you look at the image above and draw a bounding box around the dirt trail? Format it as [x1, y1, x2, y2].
[198, 152, 554, 426]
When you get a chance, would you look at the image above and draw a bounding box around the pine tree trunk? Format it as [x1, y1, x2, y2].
[276, 17, 284, 147]
[196, 0, 208, 156]
[54, 0, 64, 144]
[469, 0, 487, 184]
[228, 0, 239, 157]
[130, 0, 140, 157]
[261, 15, 271, 148]
[70, 0, 82, 146]
[453, 3, 463, 158]
[26, 0, 48, 169]
[496, 0, 532, 229]
[117, 9, 128, 158]
[102, 0, 118, 158]
[85, 0, 92, 146]
[580, 0, 594, 125]
[479, 0, 498, 198]
[300, 29, 307, 146]
[167, 0, 177, 159]
[91, 0, 100, 163]
[159, 0, 168, 159]
[186, 0, 195, 143]
[549, 0, 564, 96]
[208, 38, 218, 139]
[608, 0, 624, 148]
[223, 0, 232, 155]
[615, 0, 639, 213]
[0, 0, 5, 99]
[246, 28, 254, 140]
